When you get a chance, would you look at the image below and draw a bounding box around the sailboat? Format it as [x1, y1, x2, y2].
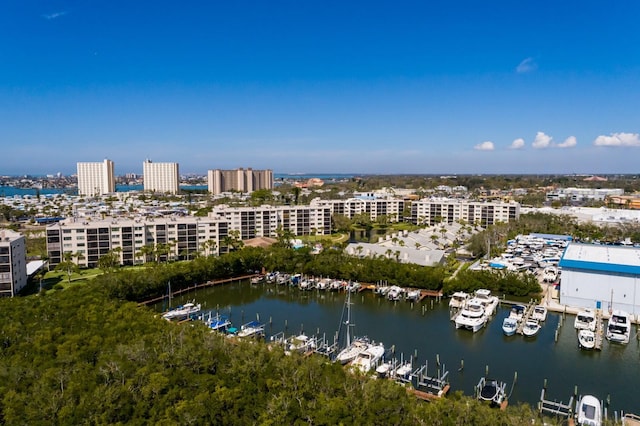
[336, 290, 370, 365]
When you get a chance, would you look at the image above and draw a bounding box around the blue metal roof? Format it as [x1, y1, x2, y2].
[559, 242, 640, 275]
[558, 258, 640, 275]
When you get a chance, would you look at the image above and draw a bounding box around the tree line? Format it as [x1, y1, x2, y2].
[1, 271, 545, 424]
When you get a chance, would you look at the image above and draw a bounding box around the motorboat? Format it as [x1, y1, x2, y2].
[250, 275, 264, 284]
[162, 301, 202, 321]
[207, 314, 232, 333]
[476, 377, 507, 407]
[454, 299, 486, 332]
[350, 342, 385, 373]
[375, 360, 393, 378]
[449, 291, 470, 310]
[502, 317, 518, 336]
[387, 286, 404, 301]
[532, 305, 548, 322]
[329, 280, 344, 291]
[375, 284, 390, 296]
[522, 319, 541, 337]
[606, 310, 631, 344]
[578, 329, 596, 350]
[300, 278, 318, 291]
[543, 266, 559, 283]
[344, 281, 360, 292]
[316, 278, 330, 290]
[392, 361, 413, 380]
[576, 394, 602, 426]
[405, 289, 421, 302]
[237, 320, 265, 338]
[508, 304, 526, 321]
[288, 334, 316, 353]
[474, 289, 499, 316]
[574, 309, 596, 331]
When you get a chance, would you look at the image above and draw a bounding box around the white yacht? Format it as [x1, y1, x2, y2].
[606, 310, 631, 344]
[350, 342, 385, 373]
[455, 299, 486, 332]
[336, 338, 369, 365]
[392, 361, 413, 380]
[522, 319, 541, 337]
[404, 289, 421, 302]
[474, 289, 499, 317]
[387, 286, 404, 301]
[532, 305, 548, 322]
[576, 394, 602, 426]
[502, 317, 518, 336]
[162, 301, 202, 321]
[508, 304, 526, 322]
[375, 360, 393, 378]
[542, 266, 559, 283]
[288, 334, 316, 353]
[237, 320, 265, 338]
[574, 309, 596, 331]
[578, 329, 596, 350]
[449, 291, 470, 310]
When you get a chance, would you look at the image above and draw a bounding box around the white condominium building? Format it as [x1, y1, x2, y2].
[0, 229, 27, 297]
[309, 198, 406, 222]
[207, 168, 273, 195]
[46, 216, 227, 268]
[209, 204, 332, 240]
[77, 159, 115, 196]
[546, 187, 624, 202]
[143, 160, 179, 194]
[411, 198, 520, 226]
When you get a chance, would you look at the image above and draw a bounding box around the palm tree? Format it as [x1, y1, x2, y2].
[73, 251, 86, 268]
[56, 252, 78, 284]
[202, 239, 217, 257]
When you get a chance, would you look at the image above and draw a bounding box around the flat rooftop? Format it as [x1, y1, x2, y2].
[559, 243, 640, 275]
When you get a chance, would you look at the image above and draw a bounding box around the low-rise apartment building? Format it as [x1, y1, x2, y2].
[0, 229, 27, 297]
[309, 198, 405, 222]
[46, 216, 227, 268]
[208, 204, 332, 239]
[411, 198, 519, 226]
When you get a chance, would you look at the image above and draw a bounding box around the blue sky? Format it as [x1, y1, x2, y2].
[1, 1, 639, 176]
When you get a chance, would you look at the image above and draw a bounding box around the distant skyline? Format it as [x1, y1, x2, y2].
[2, 1, 639, 175]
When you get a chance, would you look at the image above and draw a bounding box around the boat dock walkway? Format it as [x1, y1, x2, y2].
[138, 274, 258, 306]
[594, 309, 604, 351]
[515, 301, 536, 335]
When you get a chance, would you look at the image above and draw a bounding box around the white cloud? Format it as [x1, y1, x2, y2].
[42, 11, 67, 20]
[474, 141, 495, 151]
[557, 136, 577, 148]
[509, 138, 525, 149]
[516, 57, 537, 74]
[593, 132, 640, 147]
[532, 131, 552, 149]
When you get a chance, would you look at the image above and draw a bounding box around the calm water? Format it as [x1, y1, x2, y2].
[154, 280, 640, 413]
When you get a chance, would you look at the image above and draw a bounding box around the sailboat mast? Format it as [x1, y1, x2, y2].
[345, 289, 352, 347]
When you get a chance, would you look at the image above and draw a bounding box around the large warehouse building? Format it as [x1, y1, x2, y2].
[558, 243, 640, 316]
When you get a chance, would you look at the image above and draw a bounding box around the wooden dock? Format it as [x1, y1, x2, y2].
[419, 289, 443, 301]
[594, 309, 604, 351]
[407, 385, 450, 401]
[137, 274, 258, 306]
[516, 302, 536, 335]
